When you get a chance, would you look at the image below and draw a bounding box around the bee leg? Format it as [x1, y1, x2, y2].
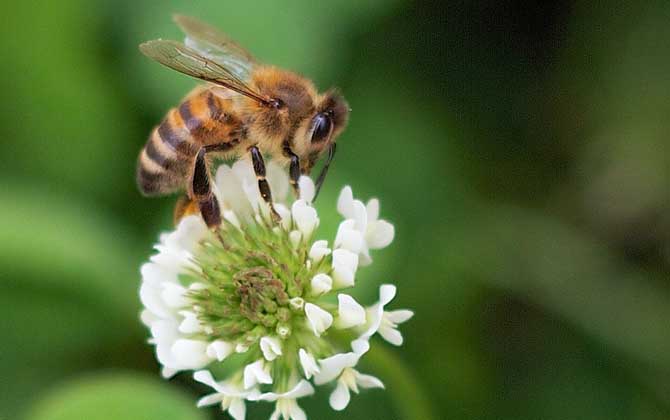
[173, 194, 199, 226]
[191, 147, 222, 229]
[249, 145, 281, 222]
[282, 142, 301, 198]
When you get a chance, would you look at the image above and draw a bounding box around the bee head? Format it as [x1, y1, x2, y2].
[249, 68, 349, 174]
[300, 89, 349, 174]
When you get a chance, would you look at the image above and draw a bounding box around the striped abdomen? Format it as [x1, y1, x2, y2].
[137, 89, 242, 196]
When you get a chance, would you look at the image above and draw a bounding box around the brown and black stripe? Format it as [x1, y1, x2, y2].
[137, 89, 242, 196]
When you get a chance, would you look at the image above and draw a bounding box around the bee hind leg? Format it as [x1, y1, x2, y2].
[249, 145, 281, 222]
[173, 194, 199, 226]
[191, 147, 222, 229]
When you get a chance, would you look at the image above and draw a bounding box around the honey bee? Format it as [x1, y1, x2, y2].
[137, 15, 349, 228]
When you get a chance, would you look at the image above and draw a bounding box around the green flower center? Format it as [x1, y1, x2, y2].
[184, 220, 323, 347]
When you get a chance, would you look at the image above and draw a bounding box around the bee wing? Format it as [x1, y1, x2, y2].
[139, 39, 270, 104]
[174, 14, 257, 82]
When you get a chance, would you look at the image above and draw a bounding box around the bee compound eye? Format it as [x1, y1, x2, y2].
[311, 112, 332, 143]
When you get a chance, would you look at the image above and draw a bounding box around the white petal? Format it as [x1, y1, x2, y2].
[171, 339, 212, 369]
[228, 398, 246, 420]
[150, 247, 193, 274]
[310, 273, 333, 295]
[298, 348, 320, 379]
[291, 200, 319, 238]
[288, 399, 307, 420]
[359, 304, 384, 339]
[177, 311, 201, 334]
[150, 317, 179, 340]
[161, 283, 189, 308]
[270, 408, 281, 420]
[313, 352, 360, 385]
[267, 161, 290, 203]
[366, 198, 380, 222]
[167, 215, 209, 254]
[379, 325, 404, 346]
[329, 380, 351, 411]
[379, 284, 397, 306]
[298, 175, 315, 203]
[304, 303, 333, 337]
[231, 160, 257, 187]
[250, 380, 315, 402]
[223, 208, 242, 227]
[152, 327, 180, 373]
[386, 309, 414, 324]
[358, 247, 373, 267]
[206, 340, 234, 361]
[217, 162, 254, 218]
[188, 282, 207, 291]
[285, 380, 315, 399]
[334, 220, 364, 253]
[141, 261, 178, 285]
[367, 220, 395, 249]
[308, 240, 332, 262]
[289, 230, 302, 249]
[337, 186, 355, 218]
[332, 249, 359, 272]
[355, 371, 385, 389]
[272, 203, 290, 229]
[140, 309, 157, 327]
[331, 249, 358, 289]
[193, 370, 220, 391]
[161, 367, 177, 379]
[350, 199, 368, 233]
[139, 278, 170, 318]
[336, 294, 366, 329]
[332, 265, 355, 289]
[243, 359, 272, 389]
[196, 393, 224, 407]
[260, 336, 283, 361]
[351, 339, 370, 355]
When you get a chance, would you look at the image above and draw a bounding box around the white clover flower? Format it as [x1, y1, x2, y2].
[313, 340, 383, 411]
[359, 284, 414, 346]
[249, 380, 315, 420]
[139, 161, 409, 419]
[337, 186, 395, 265]
[194, 370, 259, 420]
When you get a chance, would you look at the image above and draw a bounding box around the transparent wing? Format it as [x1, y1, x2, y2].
[139, 39, 269, 104]
[174, 14, 257, 81]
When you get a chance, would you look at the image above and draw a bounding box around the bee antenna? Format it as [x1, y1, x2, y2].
[313, 143, 337, 202]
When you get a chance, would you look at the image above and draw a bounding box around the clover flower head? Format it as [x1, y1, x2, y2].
[139, 160, 412, 419]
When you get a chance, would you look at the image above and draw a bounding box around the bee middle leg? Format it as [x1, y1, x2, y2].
[191, 147, 222, 229]
[282, 142, 301, 198]
[249, 145, 281, 222]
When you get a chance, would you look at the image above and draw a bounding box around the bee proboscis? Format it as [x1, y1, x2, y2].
[138, 15, 349, 228]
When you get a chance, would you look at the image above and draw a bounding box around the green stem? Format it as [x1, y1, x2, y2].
[364, 344, 437, 420]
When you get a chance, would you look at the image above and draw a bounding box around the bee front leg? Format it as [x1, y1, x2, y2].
[282, 142, 301, 198]
[249, 146, 281, 222]
[191, 147, 222, 229]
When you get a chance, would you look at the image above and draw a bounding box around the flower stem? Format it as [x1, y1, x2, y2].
[365, 344, 437, 420]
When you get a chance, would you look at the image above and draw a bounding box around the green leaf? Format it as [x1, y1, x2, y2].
[25, 372, 207, 420]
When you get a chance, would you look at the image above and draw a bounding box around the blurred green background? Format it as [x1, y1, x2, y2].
[1, 1, 669, 419]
